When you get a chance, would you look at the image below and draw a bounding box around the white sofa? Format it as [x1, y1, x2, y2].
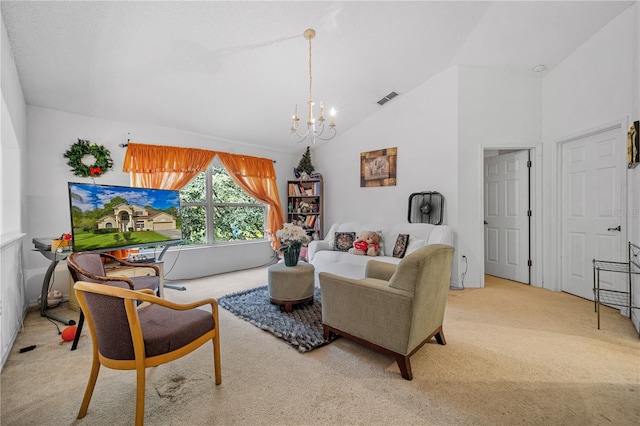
[308, 221, 454, 283]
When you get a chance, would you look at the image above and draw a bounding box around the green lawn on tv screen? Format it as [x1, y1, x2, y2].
[73, 231, 177, 251]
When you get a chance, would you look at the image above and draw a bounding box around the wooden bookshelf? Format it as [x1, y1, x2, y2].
[286, 179, 323, 241]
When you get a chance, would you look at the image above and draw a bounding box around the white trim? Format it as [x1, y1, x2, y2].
[0, 233, 26, 250]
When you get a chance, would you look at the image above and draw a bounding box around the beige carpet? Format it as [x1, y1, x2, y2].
[1, 268, 639, 425]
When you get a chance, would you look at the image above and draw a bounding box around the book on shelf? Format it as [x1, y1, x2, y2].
[288, 180, 321, 197]
[304, 215, 316, 229]
[288, 183, 301, 196]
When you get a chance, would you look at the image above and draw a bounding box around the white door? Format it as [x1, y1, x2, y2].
[561, 126, 625, 300]
[484, 150, 530, 283]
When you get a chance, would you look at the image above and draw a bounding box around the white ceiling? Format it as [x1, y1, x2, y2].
[1, 1, 635, 151]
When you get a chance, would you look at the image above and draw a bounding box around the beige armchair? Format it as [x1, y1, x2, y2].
[319, 244, 454, 380]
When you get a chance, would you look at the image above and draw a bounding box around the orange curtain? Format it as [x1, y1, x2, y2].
[122, 143, 217, 190]
[217, 152, 284, 250]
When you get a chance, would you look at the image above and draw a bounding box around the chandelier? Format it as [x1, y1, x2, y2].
[290, 29, 336, 144]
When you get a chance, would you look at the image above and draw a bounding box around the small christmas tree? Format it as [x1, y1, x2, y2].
[295, 146, 314, 175]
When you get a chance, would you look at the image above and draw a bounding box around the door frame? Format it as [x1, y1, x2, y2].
[481, 146, 542, 288]
[554, 119, 628, 293]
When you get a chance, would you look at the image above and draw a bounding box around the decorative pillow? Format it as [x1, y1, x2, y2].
[405, 237, 428, 256]
[334, 232, 356, 252]
[392, 234, 410, 258]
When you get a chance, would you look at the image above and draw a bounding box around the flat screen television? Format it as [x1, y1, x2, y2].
[67, 182, 183, 252]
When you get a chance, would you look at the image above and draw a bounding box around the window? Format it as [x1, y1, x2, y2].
[179, 164, 266, 245]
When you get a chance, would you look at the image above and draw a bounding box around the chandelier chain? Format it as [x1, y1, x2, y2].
[308, 36, 313, 111]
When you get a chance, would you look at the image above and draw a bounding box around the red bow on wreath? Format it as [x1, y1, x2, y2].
[90, 167, 102, 176]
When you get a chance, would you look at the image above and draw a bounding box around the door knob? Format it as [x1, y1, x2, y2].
[484, 220, 488, 225]
[607, 225, 621, 231]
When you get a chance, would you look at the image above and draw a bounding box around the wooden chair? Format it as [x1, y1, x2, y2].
[73, 280, 221, 425]
[67, 251, 161, 350]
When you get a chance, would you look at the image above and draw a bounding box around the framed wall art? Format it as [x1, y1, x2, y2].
[360, 147, 397, 187]
[629, 120, 639, 169]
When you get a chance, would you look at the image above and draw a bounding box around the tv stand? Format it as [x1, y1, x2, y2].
[32, 243, 76, 326]
[157, 240, 186, 291]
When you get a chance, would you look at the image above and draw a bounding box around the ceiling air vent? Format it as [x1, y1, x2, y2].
[377, 91, 399, 106]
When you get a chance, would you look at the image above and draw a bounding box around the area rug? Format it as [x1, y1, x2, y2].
[218, 285, 335, 353]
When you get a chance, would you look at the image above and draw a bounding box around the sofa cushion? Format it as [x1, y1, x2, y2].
[405, 237, 428, 256]
[381, 223, 434, 256]
[334, 232, 356, 252]
[392, 234, 409, 258]
[312, 251, 402, 280]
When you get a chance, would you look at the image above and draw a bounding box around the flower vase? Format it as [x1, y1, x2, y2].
[283, 245, 300, 267]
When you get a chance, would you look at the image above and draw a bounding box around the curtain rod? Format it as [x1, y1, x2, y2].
[119, 142, 276, 163]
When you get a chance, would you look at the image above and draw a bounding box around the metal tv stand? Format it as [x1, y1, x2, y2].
[32, 242, 76, 326]
[157, 240, 186, 291]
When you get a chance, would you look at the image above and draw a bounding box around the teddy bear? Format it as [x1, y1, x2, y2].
[353, 231, 380, 256]
[365, 232, 381, 256]
[353, 232, 369, 255]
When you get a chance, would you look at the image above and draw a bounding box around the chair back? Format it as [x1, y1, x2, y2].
[75, 282, 138, 360]
[389, 244, 454, 350]
[68, 252, 107, 283]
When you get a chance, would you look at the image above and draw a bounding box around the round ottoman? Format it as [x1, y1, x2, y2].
[267, 262, 315, 312]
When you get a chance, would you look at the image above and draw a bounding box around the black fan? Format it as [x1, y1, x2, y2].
[407, 191, 444, 225]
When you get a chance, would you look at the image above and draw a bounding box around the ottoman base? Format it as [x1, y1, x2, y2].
[269, 295, 314, 313]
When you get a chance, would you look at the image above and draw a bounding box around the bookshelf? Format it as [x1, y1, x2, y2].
[286, 179, 323, 241]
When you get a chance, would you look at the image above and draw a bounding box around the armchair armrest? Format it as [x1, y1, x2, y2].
[307, 240, 333, 262]
[365, 260, 397, 281]
[69, 259, 136, 290]
[135, 290, 219, 314]
[75, 281, 218, 314]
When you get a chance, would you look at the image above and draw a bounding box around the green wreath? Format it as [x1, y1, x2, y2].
[63, 139, 114, 178]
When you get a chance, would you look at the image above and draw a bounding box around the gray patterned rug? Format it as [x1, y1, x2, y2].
[219, 285, 336, 353]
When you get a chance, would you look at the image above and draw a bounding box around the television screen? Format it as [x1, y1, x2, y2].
[68, 182, 182, 252]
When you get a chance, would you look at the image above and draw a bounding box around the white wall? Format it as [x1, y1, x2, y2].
[315, 67, 459, 227]
[1, 11, 28, 371]
[25, 106, 301, 304]
[1, 12, 26, 235]
[313, 67, 460, 282]
[458, 66, 542, 288]
[314, 65, 542, 288]
[542, 3, 639, 330]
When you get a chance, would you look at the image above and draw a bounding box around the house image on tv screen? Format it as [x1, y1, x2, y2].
[97, 203, 177, 232]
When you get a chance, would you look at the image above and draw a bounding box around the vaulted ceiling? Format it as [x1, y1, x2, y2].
[1, 1, 635, 150]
